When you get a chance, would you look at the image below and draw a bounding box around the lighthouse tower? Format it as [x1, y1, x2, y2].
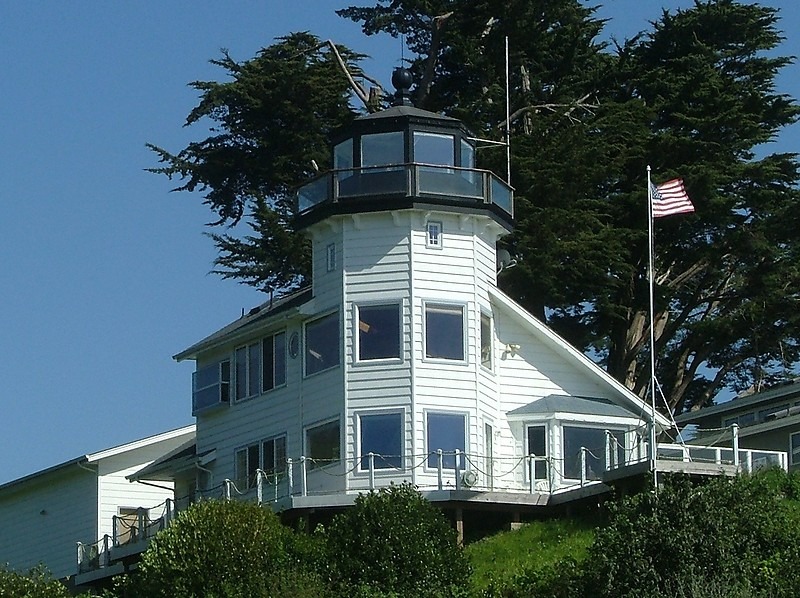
[295, 68, 513, 491]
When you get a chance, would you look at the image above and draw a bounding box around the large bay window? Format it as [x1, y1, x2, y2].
[426, 412, 466, 469]
[359, 412, 403, 470]
[357, 304, 401, 361]
[305, 312, 340, 376]
[563, 426, 625, 480]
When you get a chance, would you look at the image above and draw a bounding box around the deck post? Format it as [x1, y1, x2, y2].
[437, 449, 444, 490]
[76, 542, 82, 572]
[102, 535, 110, 567]
[605, 431, 611, 471]
[455, 450, 462, 491]
[300, 457, 308, 497]
[224, 479, 231, 501]
[745, 451, 753, 474]
[731, 424, 740, 468]
[256, 470, 263, 505]
[368, 453, 375, 490]
[580, 447, 587, 487]
[137, 507, 145, 541]
[112, 515, 118, 547]
[287, 459, 294, 495]
[529, 455, 535, 494]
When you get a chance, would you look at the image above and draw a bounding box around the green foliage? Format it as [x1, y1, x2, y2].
[466, 518, 594, 593]
[582, 472, 800, 598]
[0, 564, 88, 598]
[322, 483, 471, 597]
[125, 499, 327, 598]
[152, 1, 800, 410]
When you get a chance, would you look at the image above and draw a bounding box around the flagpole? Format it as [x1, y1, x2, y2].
[647, 165, 658, 492]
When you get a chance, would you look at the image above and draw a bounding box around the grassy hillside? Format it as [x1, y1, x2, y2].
[465, 517, 595, 594]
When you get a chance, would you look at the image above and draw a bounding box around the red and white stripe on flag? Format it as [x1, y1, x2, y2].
[651, 178, 694, 218]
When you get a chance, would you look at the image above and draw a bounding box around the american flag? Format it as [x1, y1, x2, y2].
[651, 178, 694, 218]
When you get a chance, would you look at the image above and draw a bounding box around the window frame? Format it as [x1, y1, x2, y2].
[357, 410, 404, 471]
[525, 424, 549, 481]
[261, 330, 287, 393]
[326, 243, 336, 272]
[192, 359, 230, 415]
[791, 431, 800, 467]
[480, 312, 493, 371]
[234, 341, 261, 402]
[355, 302, 402, 363]
[425, 410, 468, 470]
[423, 302, 466, 362]
[261, 434, 288, 479]
[305, 419, 341, 470]
[235, 434, 288, 489]
[426, 221, 443, 248]
[561, 425, 626, 481]
[304, 311, 340, 377]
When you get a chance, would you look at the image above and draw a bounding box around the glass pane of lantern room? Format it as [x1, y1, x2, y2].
[361, 132, 404, 167]
[413, 132, 454, 166]
[460, 139, 475, 168]
[334, 138, 353, 170]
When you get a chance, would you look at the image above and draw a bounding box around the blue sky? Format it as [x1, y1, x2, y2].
[1, 1, 797, 486]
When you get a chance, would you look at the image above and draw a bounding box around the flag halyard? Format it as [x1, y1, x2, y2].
[651, 178, 694, 218]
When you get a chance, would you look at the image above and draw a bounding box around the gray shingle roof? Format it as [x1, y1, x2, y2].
[506, 394, 634, 419]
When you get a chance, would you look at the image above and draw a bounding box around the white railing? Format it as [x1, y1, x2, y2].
[77, 425, 788, 574]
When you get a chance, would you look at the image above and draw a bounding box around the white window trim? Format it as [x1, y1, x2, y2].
[524, 423, 550, 482]
[422, 301, 468, 364]
[353, 301, 403, 365]
[480, 311, 494, 372]
[261, 330, 288, 394]
[423, 409, 469, 471]
[426, 221, 443, 249]
[233, 341, 261, 403]
[326, 243, 336, 272]
[355, 408, 406, 473]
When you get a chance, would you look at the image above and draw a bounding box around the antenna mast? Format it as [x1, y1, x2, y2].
[505, 35, 511, 185]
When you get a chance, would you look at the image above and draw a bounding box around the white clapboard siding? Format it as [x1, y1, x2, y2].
[0, 466, 97, 580]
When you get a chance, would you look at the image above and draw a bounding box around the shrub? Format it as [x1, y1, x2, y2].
[126, 499, 327, 597]
[322, 483, 471, 597]
[0, 564, 88, 598]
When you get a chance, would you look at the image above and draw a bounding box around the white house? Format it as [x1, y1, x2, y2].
[0, 424, 194, 585]
[171, 71, 676, 526]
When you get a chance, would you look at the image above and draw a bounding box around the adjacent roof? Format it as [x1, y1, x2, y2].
[127, 437, 197, 482]
[675, 378, 800, 425]
[507, 395, 635, 420]
[0, 424, 195, 493]
[174, 286, 312, 361]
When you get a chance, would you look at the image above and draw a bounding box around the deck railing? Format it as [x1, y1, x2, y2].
[76, 425, 788, 575]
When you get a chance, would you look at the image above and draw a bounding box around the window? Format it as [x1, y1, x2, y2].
[262, 436, 287, 479]
[334, 138, 353, 170]
[426, 412, 466, 469]
[425, 304, 464, 361]
[234, 442, 261, 490]
[426, 221, 442, 248]
[116, 507, 140, 545]
[261, 332, 286, 393]
[359, 412, 403, 470]
[562, 426, 625, 481]
[527, 425, 548, 480]
[305, 312, 340, 376]
[192, 360, 230, 414]
[234, 342, 261, 401]
[235, 436, 287, 489]
[460, 139, 475, 169]
[413, 132, 454, 166]
[361, 131, 404, 167]
[326, 243, 336, 272]
[357, 304, 401, 361]
[480, 313, 493, 369]
[791, 432, 800, 467]
[306, 420, 340, 469]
